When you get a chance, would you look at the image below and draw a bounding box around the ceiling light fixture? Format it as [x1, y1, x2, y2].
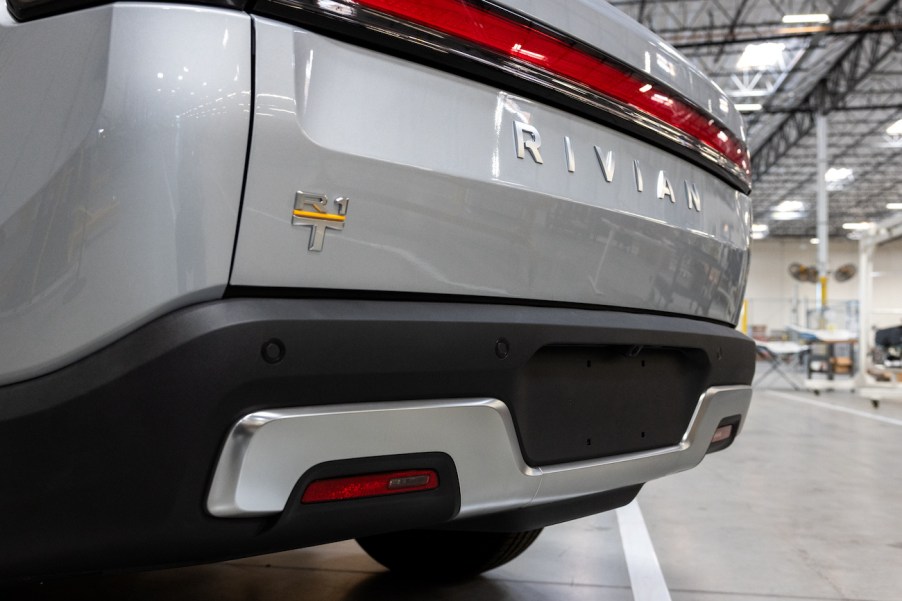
[887, 202, 902, 210]
[751, 223, 769, 240]
[825, 167, 853, 182]
[773, 200, 805, 212]
[886, 119, 902, 136]
[768, 200, 806, 221]
[771, 211, 804, 221]
[781, 14, 830, 24]
[842, 222, 873, 231]
[825, 167, 854, 191]
[810, 238, 820, 245]
[737, 42, 785, 70]
[735, 103, 763, 112]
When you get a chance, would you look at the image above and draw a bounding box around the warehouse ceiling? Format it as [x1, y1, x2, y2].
[611, 0, 902, 240]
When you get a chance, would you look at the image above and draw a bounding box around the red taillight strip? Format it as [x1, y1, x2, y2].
[351, 0, 750, 182]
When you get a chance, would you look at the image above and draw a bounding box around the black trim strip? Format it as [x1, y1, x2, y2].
[7, 0, 248, 22]
[224, 285, 741, 330]
[228, 17, 257, 282]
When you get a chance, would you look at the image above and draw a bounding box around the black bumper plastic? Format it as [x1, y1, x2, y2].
[0, 298, 754, 579]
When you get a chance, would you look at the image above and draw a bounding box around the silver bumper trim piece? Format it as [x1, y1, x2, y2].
[207, 385, 752, 518]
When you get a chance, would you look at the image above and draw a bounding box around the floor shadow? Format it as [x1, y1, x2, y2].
[1, 559, 512, 601]
[340, 571, 510, 601]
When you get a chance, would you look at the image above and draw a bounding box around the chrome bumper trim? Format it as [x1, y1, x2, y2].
[207, 385, 752, 517]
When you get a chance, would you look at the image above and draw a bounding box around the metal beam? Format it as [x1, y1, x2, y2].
[743, 0, 853, 135]
[754, 110, 902, 205]
[756, 102, 902, 113]
[671, 19, 902, 48]
[712, 0, 752, 65]
[752, 0, 902, 179]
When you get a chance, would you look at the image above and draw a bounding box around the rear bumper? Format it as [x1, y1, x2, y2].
[0, 297, 753, 578]
[209, 388, 751, 518]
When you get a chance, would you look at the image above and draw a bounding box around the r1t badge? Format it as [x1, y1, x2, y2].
[291, 192, 349, 252]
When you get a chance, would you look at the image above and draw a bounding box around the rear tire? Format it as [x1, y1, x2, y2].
[356, 528, 543, 579]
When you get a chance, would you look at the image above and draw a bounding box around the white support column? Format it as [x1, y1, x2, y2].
[815, 113, 829, 326]
[856, 214, 902, 401]
[857, 235, 874, 386]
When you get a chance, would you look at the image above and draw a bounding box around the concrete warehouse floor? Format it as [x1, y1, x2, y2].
[7, 387, 902, 601]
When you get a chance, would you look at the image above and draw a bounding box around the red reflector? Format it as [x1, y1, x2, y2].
[352, 0, 750, 180]
[301, 469, 439, 503]
[711, 424, 734, 444]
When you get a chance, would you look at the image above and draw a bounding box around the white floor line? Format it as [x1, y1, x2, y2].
[615, 500, 672, 601]
[768, 390, 902, 426]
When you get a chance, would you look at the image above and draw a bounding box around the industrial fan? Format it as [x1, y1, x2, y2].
[788, 262, 857, 282]
[834, 264, 857, 282]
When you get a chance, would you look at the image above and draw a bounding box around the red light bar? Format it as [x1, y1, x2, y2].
[301, 469, 439, 503]
[351, 0, 750, 182]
